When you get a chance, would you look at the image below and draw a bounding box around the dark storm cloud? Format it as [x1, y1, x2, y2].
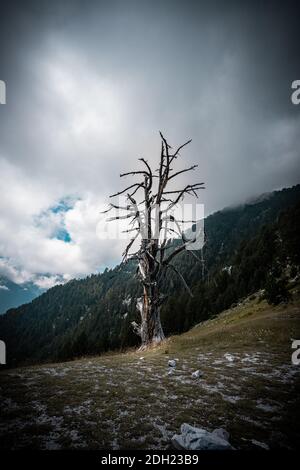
[0, 0, 299, 285]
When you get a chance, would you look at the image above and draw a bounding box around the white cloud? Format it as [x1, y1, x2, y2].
[0, 7, 299, 290]
[0, 44, 132, 288]
[0, 285, 9, 291]
[0, 163, 127, 288]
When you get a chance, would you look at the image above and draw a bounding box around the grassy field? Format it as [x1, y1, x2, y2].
[1, 290, 300, 450]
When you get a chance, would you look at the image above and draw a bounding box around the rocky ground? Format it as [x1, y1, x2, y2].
[1, 293, 300, 450]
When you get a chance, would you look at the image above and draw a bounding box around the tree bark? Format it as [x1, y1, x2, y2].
[137, 245, 165, 348]
[139, 284, 165, 349]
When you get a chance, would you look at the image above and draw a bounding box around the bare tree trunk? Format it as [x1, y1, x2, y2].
[139, 284, 165, 348]
[137, 246, 165, 348]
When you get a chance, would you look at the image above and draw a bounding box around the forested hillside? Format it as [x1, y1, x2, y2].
[1, 185, 300, 366]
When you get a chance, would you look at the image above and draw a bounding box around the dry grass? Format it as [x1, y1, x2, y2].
[1, 292, 300, 450]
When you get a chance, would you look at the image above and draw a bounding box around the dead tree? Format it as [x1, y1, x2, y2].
[103, 133, 204, 349]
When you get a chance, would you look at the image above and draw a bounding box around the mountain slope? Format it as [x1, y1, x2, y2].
[161, 195, 300, 334]
[0, 184, 300, 366]
[0, 278, 41, 315]
[1, 290, 299, 449]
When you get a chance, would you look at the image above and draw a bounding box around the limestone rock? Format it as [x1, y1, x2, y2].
[191, 370, 203, 379]
[171, 423, 234, 450]
[168, 359, 177, 367]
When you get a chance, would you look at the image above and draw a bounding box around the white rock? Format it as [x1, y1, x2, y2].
[168, 359, 177, 367]
[191, 370, 203, 379]
[168, 368, 175, 375]
[224, 353, 234, 362]
[212, 428, 230, 442]
[171, 423, 234, 450]
[251, 439, 269, 450]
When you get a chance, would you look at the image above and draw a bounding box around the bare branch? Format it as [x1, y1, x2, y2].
[168, 164, 198, 181]
[128, 183, 145, 197]
[163, 236, 196, 265]
[122, 231, 139, 261]
[101, 202, 133, 214]
[172, 139, 192, 159]
[122, 227, 139, 233]
[107, 212, 136, 221]
[120, 171, 149, 177]
[166, 264, 193, 297]
[159, 131, 172, 150]
[162, 183, 205, 212]
[162, 183, 205, 195]
[139, 158, 152, 176]
[187, 248, 203, 263]
[110, 183, 145, 198]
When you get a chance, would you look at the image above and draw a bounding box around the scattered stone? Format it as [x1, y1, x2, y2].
[171, 423, 234, 450]
[191, 370, 203, 379]
[212, 428, 230, 442]
[154, 423, 172, 440]
[139, 357, 144, 360]
[224, 353, 234, 362]
[168, 360, 177, 368]
[251, 439, 269, 450]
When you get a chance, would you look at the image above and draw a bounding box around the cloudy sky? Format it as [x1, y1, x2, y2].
[0, 0, 299, 289]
